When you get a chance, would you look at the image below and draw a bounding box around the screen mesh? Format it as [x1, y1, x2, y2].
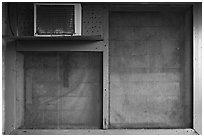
[23, 52, 102, 129]
[36, 5, 75, 35]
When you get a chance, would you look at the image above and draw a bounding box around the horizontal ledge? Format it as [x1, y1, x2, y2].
[16, 40, 105, 51]
[2, 35, 103, 41]
[11, 129, 197, 135]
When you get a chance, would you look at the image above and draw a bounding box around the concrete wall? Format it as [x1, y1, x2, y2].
[4, 3, 104, 36]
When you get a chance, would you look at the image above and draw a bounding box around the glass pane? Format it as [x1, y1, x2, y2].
[23, 52, 102, 129]
[109, 11, 192, 128]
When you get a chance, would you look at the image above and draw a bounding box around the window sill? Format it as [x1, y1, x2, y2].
[2, 35, 103, 41]
[9, 128, 198, 135]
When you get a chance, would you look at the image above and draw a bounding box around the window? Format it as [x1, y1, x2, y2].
[3, 3, 202, 135]
[19, 52, 103, 129]
[109, 10, 192, 129]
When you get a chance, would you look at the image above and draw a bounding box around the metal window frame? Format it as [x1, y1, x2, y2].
[34, 3, 81, 36]
[192, 2, 202, 134]
[3, 3, 202, 135]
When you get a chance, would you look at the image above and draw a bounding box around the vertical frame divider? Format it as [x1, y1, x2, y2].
[15, 52, 24, 129]
[4, 40, 16, 134]
[193, 3, 202, 134]
[102, 5, 109, 129]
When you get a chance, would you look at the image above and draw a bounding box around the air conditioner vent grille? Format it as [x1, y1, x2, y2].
[36, 5, 75, 35]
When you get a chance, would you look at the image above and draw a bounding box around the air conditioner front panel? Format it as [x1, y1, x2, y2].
[34, 4, 81, 36]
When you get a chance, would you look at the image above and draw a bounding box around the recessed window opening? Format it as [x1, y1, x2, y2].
[17, 51, 103, 129]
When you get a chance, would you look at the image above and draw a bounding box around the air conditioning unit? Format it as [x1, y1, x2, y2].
[34, 3, 81, 36]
